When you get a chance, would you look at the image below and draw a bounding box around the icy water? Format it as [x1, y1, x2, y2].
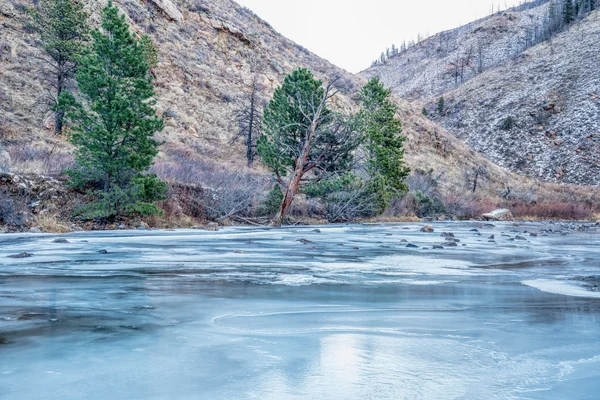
[1, 222, 600, 400]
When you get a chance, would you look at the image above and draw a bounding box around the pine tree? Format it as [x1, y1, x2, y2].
[564, 0, 575, 25]
[358, 77, 410, 212]
[62, 2, 165, 219]
[257, 68, 360, 226]
[437, 96, 445, 116]
[29, 0, 89, 135]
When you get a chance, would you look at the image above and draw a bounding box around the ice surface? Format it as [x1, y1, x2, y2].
[1, 222, 599, 399]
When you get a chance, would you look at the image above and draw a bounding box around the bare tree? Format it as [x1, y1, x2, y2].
[233, 60, 264, 167]
[465, 166, 489, 193]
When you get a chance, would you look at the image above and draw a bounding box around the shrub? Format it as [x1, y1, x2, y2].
[500, 116, 516, 130]
[0, 188, 28, 227]
[151, 156, 269, 221]
[258, 185, 283, 216]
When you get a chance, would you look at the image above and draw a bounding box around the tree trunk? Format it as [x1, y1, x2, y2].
[247, 86, 255, 167]
[55, 72, 64, 135]
[272, 172, 302, 227]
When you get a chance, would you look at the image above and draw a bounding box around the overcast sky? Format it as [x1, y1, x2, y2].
[235, 0, 525, 73]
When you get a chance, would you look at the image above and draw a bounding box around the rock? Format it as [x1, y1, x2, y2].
[400, 239, 408, 243]
[440, 232, 455, 238]
[482, 209, 513, 221]
[432, 245, 444, 249]
[442, 241, 458, 247]
[97, 249, 108, 254]
[138, 222, 149, 230]
[206, 222, 219, 232]
[420, 225, 434, 233]
[488, 235, 495, 240]
[406, 244, 419, 248]
[529, 232, 538, 237]
[232, 250, 245, 254]
[7, 252, 33, 258]
[29, 226, 43, 233]
[52, 238, 70, 244]
[470, 229, 479, 233]
[118, 224, 126, 229]
[150, 0, 183, 22]
[0, 150, 11, 172]
[297, 238, 313, 245]
[596, 220, 600, 226]
[312, 229, 322, 233]
[515, 235, 527, 241]
[483, 223, 496, 228]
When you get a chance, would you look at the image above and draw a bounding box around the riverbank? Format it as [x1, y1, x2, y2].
[1, 171, 599, 233]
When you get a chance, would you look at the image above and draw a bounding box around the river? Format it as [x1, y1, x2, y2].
[1, 222, 599, 399]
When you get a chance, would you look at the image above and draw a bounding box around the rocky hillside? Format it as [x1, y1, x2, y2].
[0, 0, 598, 230]
[363, 0, 551, 101]
[362, 2, 600, 186]
[0, 0, 537, 189]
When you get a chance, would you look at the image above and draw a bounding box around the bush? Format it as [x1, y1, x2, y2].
[151, 156, 269, 221]
[258, 185, 283, 216]
[74, 174, 167, 220]
[500, 116, 516, 130]
[0, 188, 28, 226]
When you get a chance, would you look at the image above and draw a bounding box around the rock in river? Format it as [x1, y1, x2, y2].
[482, 209, 513, 221]
[420, 225, 434, 233]
[7, 252, 33, 258]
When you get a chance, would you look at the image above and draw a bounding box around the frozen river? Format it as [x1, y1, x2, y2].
[1, 222, 599, 399]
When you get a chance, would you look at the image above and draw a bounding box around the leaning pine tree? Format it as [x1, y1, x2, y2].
[62, 2, 166, 219]
[257, 68, 360, 226]
[358, 77, 410, 213]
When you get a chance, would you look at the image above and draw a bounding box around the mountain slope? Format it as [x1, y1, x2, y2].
[362, 2, 600, 186]
[0, 0, 597, 226]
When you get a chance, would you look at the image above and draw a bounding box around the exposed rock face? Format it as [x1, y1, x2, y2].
[150, 0, 183, 22]
[482, 209, 514, 221]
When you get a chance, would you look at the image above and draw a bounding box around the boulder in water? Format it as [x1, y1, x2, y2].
[482, 209, 513, 221]
[420, 225, 434, 233]
[7, 252, 33, 258]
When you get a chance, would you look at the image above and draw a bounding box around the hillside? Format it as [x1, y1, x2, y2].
[362, 1, 600, 186]
[0, 0, 598, 229]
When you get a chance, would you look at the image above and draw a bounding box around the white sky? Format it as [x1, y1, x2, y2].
[235, 0, 525, 73]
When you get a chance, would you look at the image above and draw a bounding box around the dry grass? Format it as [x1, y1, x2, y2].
[36, 213, 72, 233]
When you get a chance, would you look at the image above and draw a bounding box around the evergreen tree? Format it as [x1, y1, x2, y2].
[564, 0, 575, 24]
[62, 2, 165, 219]
[358, 77, 410, 212]
[257, 68, 360, 226]
[437, 96, 445, 116]
[29, 0, 89, 135]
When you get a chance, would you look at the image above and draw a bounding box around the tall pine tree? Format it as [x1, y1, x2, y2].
[29, 0, 89, 135]
[62, 2, 165, 219]
[564, 0, 575, 25]
[358, 77, 410, 213]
